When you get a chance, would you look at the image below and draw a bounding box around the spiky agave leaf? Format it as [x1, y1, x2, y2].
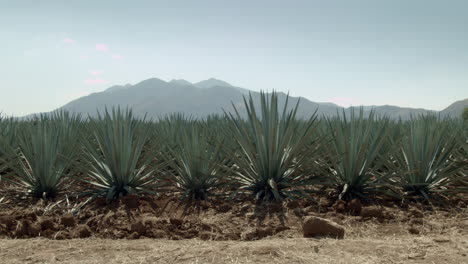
[322, 109, 396, 200]
[81, 107, 160, 200]
[226, 91, 320, 202]
[394, 115, 466, 199]
[5, 111, 82, 198]
[166, 125, 227, 200]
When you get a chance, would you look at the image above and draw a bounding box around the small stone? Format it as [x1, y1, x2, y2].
[361, 206, 384, 218]
[347, 199, 362, 216]
[333, 200, 346, 213]
[169, 218, 183, 226]
[302, 216, 345, 239]
[433, 237, 450, 243]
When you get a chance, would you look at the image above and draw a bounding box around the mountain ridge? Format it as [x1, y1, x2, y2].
[25, 78, 468, 120]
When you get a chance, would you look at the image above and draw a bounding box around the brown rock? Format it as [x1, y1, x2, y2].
[433, 237, 450, 243]
[333, 200, 346, 213]
[60, 214, 76, 228]
[302, 216, 345, 239]
[347, 199, 362, 216]
[170, 218, 183, 226]
[360, 206, 384, 218]
[72, 224, 92, 238]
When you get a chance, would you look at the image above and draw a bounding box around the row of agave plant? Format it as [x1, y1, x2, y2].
[0, 92, 467, 205]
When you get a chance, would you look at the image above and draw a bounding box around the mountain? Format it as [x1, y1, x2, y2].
[59, 78, 338, 119]
[194, 78, 232, 89]
[42, 77, 467, 120]
[170, 79, 192, 86]
[440, 98, 468, 118]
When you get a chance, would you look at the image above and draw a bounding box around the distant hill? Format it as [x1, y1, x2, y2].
[29, 77, 468, 120]
[440, 98, 468, 118]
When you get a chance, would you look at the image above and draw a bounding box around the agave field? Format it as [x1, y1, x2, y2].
[0, 92, 467, 243]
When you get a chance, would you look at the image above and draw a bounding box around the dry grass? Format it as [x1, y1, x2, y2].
[0, 235, 467, 264]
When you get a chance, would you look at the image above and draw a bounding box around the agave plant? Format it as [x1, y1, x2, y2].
[166, 125, 227, 200]
[5, 111, 82, 198]
[226, 91, 320, 202]
[393, 115, 466, 199]
[322, 109, 395, 200]
[81, 108, 160, 200]
[0, 115, 17, 158]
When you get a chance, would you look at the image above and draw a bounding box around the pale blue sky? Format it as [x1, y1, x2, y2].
[1, 0, 467, 116]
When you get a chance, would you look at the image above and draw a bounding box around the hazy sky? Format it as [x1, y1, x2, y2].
[1, 0, 467, 116]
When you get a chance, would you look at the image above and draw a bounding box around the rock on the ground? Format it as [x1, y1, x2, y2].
[347, 199, 362, 216]
[360, 206, 384, 218]
[302, 216, 345, 239]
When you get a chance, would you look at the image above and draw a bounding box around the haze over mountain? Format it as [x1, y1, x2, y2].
[49, 78, 467, 120]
